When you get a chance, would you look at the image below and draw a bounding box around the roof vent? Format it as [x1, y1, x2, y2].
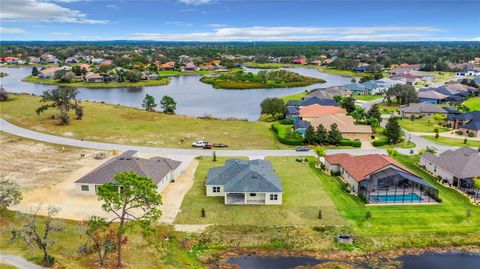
[119, 157, 125, 160]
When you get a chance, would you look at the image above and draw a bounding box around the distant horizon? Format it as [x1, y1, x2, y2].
[1, 0, 478, 42]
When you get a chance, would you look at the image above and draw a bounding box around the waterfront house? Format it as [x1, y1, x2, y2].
[85, 72, 104, 83]
[308, 114, 373, 140]
[292, 58, 307, 65]
[304, 86, 351, 100]
[420, 148, 479, 200]
[299, 104, 346, 121]
[344, 83, 368, 95]
[38, 66, 60, 79]
[205, 159, 283, 205]
[325, 153, 439, 204]
[75, 150, 181, 195]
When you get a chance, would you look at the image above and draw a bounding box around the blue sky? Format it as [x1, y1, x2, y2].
[1, 0, 479, 41]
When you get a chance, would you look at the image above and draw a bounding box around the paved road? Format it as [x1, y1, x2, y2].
[1, 118, 406, 156]
[360, 98, 383, 110]
[0, 254, 47, 269]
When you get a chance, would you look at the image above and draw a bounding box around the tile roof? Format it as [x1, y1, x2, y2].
[308, 114, 373, 134]
[421, 148, 480, 179]
[206, 159, 282, 193]
[299, 104, 346, 118]
[325, 153, 409, 182]
[75, 150, 181, 185]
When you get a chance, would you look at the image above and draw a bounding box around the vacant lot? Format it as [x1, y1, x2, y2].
[399, 117, 450, 133]
[0, 94, 286, 149]
[421, 135, 480, 147]
[175, 156, 346, 225]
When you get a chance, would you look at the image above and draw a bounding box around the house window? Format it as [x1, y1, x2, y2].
[270, 194, 278, 201]
[213, 186, 220, 193]
[81, 185, 89, 191]
[250, 193, 256, 197]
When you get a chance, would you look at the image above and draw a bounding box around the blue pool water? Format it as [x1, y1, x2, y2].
[370, 193, 422, 203]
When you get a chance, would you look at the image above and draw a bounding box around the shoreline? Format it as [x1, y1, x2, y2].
[21, 75, 170, 88]
[215, 245, 480, 268]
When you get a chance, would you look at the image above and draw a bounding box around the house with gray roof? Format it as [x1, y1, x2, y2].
[75, 150, 182, 195]
[400, 102, 447, 118]
[304, 86, 351, 100]
[205, 159, 283, 205]
[420, 148, 480, 199]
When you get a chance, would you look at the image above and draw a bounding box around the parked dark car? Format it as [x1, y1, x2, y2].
[213, 143, 228, 148]
[295, 147, 310, 152]
[203, 144, 212, 149]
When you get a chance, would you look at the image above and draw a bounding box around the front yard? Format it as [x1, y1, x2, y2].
[464, 96, 480, 111]
[399, 117, 450, 133]
[421, 136, 480, 147]
[174, 156, 346, 226]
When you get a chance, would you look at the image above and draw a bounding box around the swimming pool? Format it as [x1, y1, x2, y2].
[370, 193, 422, 203]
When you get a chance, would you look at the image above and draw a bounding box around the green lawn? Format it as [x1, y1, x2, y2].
[281, 91, 308, 103]
[0, 94, 287, 150]
[353, 94, 382, 101]
[464, 97, 480, 111]
[378, 102, 400, 114]
[309, 154, 480, 239]
[22, 75, 170, 88]
[174, 156, 346, 226]
[421, 135, 480, 147]
[0, 264, 18, 269]
[372, 127, 416, 148]
[157, 70, 214, 76]
[399, 117, 450, 133]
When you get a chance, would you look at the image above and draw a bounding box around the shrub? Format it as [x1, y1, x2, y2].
[456, 130, 463, 135]
[468, 132, 475, 137]
[279, 118, 293, 125]
[339, 139, 353, 146]
[372, 138, 388, 147]
[351, 140, 362, 148]
[271, 123, 304, 145]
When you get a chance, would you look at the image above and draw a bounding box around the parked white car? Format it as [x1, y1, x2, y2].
[192, 141, 209, 147]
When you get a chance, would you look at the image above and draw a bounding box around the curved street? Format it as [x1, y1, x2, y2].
[0, 118, 453, 157]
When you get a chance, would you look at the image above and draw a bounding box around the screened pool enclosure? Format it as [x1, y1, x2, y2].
[358, 168, 439, 204]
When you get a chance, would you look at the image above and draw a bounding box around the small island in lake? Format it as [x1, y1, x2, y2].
[0, 72, 9, 77]
[200, 69, 325, 89]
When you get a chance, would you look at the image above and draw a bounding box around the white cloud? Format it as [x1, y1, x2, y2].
[0, 0, 108, 24]
[106, 4, 119, 10]
[207, 24, 227, 28]
[177, 0, 212, 5]
[166, 21, 193, 27]
[131, 25, 447, 41]
[50, 31, 71, 36]
[0, 27, 27, 34]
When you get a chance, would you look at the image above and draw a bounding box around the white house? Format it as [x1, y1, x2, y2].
[74, 150, 181, 195]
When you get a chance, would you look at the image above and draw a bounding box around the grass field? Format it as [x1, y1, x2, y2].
[174, 156, 346, 225]
[464, 97, 480, 111]
[353, 94, 382, 101]
[421, 135, 480, 147]
[372, 127, 416, 148]
[281, 91, 308, 102]
[378, 102, 400, 114]
[399, 117, 450, 133]
[157, 70, 214, 76]
[0, 94, 287, 149]
[22, 75, 170, 88]
[0, 209, 205, 269]
[309, 154, 480, 238]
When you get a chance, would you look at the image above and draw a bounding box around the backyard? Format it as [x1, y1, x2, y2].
[399, 117, 450, 133]
[174, 156, 347, 226]
[310, 154, 480, 238]
[0, 94, 287, 149]
[22, 75, 170, 88]
[378, 102, 400, 114]
[421, 136, 480, 147]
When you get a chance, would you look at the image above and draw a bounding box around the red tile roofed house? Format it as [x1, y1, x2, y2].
[293, 58, 307, 65]
[159, 61, 175, 70]
[85, 72, 104, 83]
[299, 104, 346, 120]
[324, 153, 439, 204]
[99, 59, 113, 67]
[4, 57, 18, 64]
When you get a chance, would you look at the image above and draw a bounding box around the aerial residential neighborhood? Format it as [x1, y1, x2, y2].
[0, 1, 479, 269]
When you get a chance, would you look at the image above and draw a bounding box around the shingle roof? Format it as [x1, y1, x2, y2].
[299, 104, 346, 118]
[304, 86, 351, 100]
[344, 83, 367, 92]
[75, 151, 181, 185]
[325, 154, 409, 182]
[286, 100, 301, 107]
[299, 96, 339, 107]
[206, 159, 282, 193]
[400, 102, 447, 114]
[421, 148, 480, 179]
[417, 90, 448, 100]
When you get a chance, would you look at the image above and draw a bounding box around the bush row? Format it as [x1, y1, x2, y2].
[271, 123, 304, 145]
[339, 139, 362, 147]
[372, 138, 389, 147]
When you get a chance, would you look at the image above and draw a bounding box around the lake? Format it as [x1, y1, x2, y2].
[226, 251, 480, 269]
[0, 66, 351, 120]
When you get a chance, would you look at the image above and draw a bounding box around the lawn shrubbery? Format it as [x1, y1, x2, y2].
[271, 123, 304, 145]
[339, 139, 361, 147]
[372, 138, 389, 147]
